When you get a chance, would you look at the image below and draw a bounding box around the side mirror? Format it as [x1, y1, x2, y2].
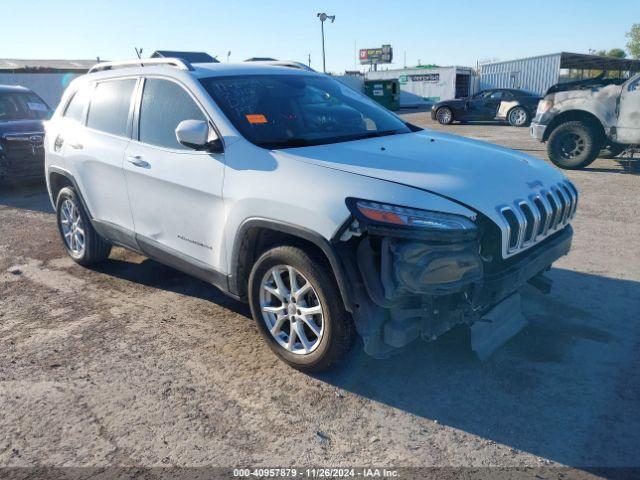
[175, 119, 223, 153]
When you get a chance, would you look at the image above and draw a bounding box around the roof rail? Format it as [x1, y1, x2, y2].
[88, 57, 194, 74]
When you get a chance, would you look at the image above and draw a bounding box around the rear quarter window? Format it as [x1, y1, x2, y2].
[64, 85, 91, 123]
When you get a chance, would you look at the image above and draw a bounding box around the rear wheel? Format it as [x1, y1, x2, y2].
[547, 121, 600, 169]
[436, 106, 454, 125]
[56, 187, 111, 265]
[248, 246, 355, 372]
[507, 107, 530, 127]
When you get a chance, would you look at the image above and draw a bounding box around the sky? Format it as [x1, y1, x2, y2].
[3, 0, 638, 72]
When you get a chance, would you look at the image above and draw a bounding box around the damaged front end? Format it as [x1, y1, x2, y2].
[336, 198, 572, 360]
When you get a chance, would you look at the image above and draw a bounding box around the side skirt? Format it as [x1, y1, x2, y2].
[136, 234, 235, 298]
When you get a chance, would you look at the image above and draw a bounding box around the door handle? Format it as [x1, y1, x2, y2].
[127, 155, 150, 168]
[69, 143, 83, 150]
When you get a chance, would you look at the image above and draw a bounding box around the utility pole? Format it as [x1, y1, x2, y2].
[317, 13, 335, 73]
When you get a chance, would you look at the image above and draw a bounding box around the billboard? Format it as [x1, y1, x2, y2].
[359, 45, 393, 65]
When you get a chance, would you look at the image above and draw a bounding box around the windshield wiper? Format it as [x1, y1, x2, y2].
[345, 130, 403, 141]
[259, 138, 313, 149]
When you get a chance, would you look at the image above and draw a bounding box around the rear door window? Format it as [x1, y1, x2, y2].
[138, 78, 206, 150]
[86, 79, 136, 137]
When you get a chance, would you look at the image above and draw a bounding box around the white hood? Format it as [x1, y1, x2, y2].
[275, 130, 567, 229]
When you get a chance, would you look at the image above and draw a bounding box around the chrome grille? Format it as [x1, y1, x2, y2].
[497, 180, 578, 257]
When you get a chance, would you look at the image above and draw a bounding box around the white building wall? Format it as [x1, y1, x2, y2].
[0, 73, 80, 108]
[479, 53, 562, 96]
[366, 67, 467, 107]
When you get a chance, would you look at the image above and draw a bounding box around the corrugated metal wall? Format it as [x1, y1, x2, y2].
[479, 53, 562, 95]
[0, 73, 79, 108]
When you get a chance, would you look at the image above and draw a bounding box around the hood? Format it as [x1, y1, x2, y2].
[275, 130, 567, 226]
[0, 119, 45, 138]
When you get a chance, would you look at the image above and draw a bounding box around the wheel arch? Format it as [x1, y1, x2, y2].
[229, 219, 356, 312]
[47, 167, 94, 217]
[543, 109, 606, 142]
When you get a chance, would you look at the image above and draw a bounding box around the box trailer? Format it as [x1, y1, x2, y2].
[366, 66, 475, 108]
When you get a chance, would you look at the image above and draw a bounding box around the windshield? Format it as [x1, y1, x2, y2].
[200, 74, 411, 149]
[0, 91, 51, 121]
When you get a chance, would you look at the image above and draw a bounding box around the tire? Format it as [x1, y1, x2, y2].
[507, 106, 530, 127]
[248, 245, 355, 372]
[600, 144, 627, 159]
[55, 187, 111, 266]
[435, 106, 454, 125]
[547, 121, 601, 170]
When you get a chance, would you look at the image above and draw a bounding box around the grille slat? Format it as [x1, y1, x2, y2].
[498, 181, 578, 257]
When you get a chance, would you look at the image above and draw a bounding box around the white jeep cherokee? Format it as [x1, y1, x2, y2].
[45, 58, 578, 371]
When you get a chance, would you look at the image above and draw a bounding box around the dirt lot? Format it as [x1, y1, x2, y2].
[1, 116, 639, 477]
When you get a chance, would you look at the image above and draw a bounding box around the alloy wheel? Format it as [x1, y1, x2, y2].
[259, 265, 324, 355]
[60, 198, 85, 256]
[509, 108, 527, 126]
[437, 107, 452, 124]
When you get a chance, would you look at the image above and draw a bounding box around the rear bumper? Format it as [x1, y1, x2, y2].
[530, 121, 547, 142]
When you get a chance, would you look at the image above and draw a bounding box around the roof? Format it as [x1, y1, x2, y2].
[0, 58, 97, 72]
[82, 61, 318, 83]
[482, 52, 640, 73]
[151, 51, 219, 63]
[558, 52, 640, 72]
[245, 57, 278, 62]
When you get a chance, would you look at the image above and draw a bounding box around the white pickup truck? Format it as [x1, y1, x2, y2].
[531, 73, 640, 169]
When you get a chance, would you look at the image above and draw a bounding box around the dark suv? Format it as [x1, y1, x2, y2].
[0, 85, 51, 183]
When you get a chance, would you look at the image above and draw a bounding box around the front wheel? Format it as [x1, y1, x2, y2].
[435, 107, 454, 125]
[547, 121, 601, 169]
[507, 107, 530, 127]
[56, 187, 111, 265]
[248, 246, 355, 372]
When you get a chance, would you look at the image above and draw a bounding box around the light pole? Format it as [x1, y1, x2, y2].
[317, 12, 335, 73]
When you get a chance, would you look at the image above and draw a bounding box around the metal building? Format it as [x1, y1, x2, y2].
[480, 52, 640, 96]
[0, 59, 96, 108]
[366, 66, 475, 108]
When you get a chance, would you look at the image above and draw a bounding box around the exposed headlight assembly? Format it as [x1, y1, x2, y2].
[346, 199, 477, 241]
[537, 99, 554, 115]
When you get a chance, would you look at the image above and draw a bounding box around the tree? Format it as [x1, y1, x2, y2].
[627, 24, 640, 59]
[606, 48, 627, 59]
[593, 48, 626, 58]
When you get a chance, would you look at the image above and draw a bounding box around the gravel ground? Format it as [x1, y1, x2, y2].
[1, 116, 639, 478]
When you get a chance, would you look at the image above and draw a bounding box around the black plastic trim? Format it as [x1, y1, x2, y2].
[229, 218, 356, 312]
[47, 167, 92, 217]
[136, 234, 232, 295]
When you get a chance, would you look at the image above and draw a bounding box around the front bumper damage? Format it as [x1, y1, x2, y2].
[337, 219, 573, 359]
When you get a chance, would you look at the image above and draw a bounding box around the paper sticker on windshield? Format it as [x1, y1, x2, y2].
[246, 114, 268, 124]
[27, 102, 48, 112]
